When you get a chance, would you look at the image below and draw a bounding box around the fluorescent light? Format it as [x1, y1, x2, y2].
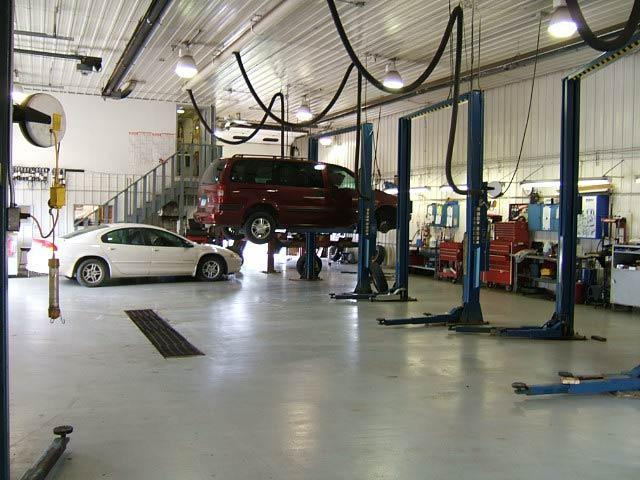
[548, 0, 577, 39]
[520, 177, 612, 189]
[11, 83, 27, 103]
[319, 135, 333, 146]
[296, 95, 313, 122]
[175, 47, 198, 78]
[176, 107, 185, 114]
[382, 186, 430, 195]
[382, 60, 404, 90]
[214, 128, 225, 136]
[313, 163, 326, 170]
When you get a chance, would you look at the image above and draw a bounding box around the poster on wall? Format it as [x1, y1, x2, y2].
[128, 131, 176, 175]
[577, 195, 597, 238]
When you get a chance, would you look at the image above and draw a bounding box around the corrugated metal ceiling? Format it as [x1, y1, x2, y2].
[13, 0, 638, 127]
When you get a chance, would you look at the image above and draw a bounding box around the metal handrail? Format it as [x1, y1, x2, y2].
[75, 143, 217, 228]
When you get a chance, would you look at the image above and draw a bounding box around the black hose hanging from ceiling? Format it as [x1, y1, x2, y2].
[353, 71, 368, 200]
[234, 52, 355, 127]
[326, 1, 467, 195]
[187, 89, 285, 146]
[566, 0, 640, 52]
[326, 1, 462, 95]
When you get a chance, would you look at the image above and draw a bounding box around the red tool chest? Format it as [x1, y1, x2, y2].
[482, 221, 530, 290]
[437, 241, 463, 282]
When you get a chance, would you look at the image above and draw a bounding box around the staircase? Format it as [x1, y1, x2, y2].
[78, 143, 220, 233]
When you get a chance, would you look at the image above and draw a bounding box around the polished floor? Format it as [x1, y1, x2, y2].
[8, 259, 640, 479]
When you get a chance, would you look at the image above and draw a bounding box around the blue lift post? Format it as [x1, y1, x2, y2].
[379, 90, 488, 326]
[303, 137, 320, 280]
[512, 37, 640, 394]
[327, 123, 379, 298]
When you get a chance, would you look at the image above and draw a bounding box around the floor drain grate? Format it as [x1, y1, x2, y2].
[125, 309, 204, 358]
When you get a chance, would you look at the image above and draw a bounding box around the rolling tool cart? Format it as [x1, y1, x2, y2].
[482, 221, 530, 291]
[436, 241, 463, 282]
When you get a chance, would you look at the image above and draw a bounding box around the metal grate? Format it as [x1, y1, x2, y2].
[124, 309, 204, 358]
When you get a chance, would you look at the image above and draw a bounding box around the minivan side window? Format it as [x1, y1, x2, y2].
[201, 159, 227, 184]
[230, 159, 274, 185]
[274, 162, 324, 188]
[327, 165, 356, 190]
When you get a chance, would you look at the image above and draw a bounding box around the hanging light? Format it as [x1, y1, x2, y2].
[319, 135, 333, 146]
[548, 0, 577, 38]
[382, 59, 404, 90]
[12, 70, 27, 103]
[12, 83, 26, 103]
[175, 47, 198, 78]
[296, 95, 313, 122]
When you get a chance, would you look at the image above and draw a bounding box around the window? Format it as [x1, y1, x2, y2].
[201, 159, 227, 184]
[230, 159, 274, 185]
[63, 224, 108, 239]
[101, 228, 147, 246]
[144, 229, 187, 248]
[274, 162, 324, 188]
[327, 165, 356, 190]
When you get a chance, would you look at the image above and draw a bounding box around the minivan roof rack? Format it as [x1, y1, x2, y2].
[229, 154, 310, 161]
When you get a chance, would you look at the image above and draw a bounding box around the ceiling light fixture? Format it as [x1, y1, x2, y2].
[175, 47, 198, 78]
[176, 107, 185, 114]
[635, 175, 640, 184]
[319, 135, 333, 146]
[548, 0, 577, 38]
[520, 177, 612, 189]
[296, 95, 313, 122]
[382, 59, 404, 90]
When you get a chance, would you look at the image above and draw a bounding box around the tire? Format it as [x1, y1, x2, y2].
[222, 227, 244, 241]
[329, 246, 343, 262]
[197, 255, 226, 281]
[76, 258, 109, 287]
[375, 208, 396, 233]
[296, 255, 322, 277]
[370, 262, 389, 294]
[243, 210, 276, 244]
[372, 245, 387, 265]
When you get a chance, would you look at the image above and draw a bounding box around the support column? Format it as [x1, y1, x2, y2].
[555, 77, 580, 337]
[395, 117, 411, 300]
[460, 90, 486, 324]
[304, 137, 319, 279]
[354, 123, 375, 294]
[0, 1, 12, 477]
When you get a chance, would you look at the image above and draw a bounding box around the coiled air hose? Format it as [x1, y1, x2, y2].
[567, 0, 640, 52]
[187, 90, 286, 150]
[325, 1, 467, 195]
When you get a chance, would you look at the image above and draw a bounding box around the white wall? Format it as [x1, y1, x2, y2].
[12, 93, 176, 175]
[12, 93, 177, 239]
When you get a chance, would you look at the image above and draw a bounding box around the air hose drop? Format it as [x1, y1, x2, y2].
[48, 127, 64, 322]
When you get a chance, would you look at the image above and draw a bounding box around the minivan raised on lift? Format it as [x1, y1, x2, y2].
[194, 155, 397, 244]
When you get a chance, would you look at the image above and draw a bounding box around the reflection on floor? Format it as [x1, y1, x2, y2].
[8, 260, 640, 479]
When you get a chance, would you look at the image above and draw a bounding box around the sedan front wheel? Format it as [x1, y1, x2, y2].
[76, 258, 109, 287]
[197, 256, 226, 281]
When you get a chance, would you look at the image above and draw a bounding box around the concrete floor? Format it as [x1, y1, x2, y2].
[8, 259, 640, 479]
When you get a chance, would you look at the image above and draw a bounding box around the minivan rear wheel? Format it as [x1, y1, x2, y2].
[243, 211, 276, 244]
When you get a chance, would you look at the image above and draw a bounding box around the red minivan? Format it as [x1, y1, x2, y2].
[194, 155, 397, 244]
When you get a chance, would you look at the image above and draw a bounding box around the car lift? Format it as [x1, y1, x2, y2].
[378, 90, 488, 325]
[304, 123, 384, 298]
[510, 36, 640, 394]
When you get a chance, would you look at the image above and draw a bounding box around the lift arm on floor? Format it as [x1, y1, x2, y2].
[512, 365, 640, 396]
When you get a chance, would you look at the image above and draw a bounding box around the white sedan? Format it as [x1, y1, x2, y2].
[29, 223, 242, 287]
